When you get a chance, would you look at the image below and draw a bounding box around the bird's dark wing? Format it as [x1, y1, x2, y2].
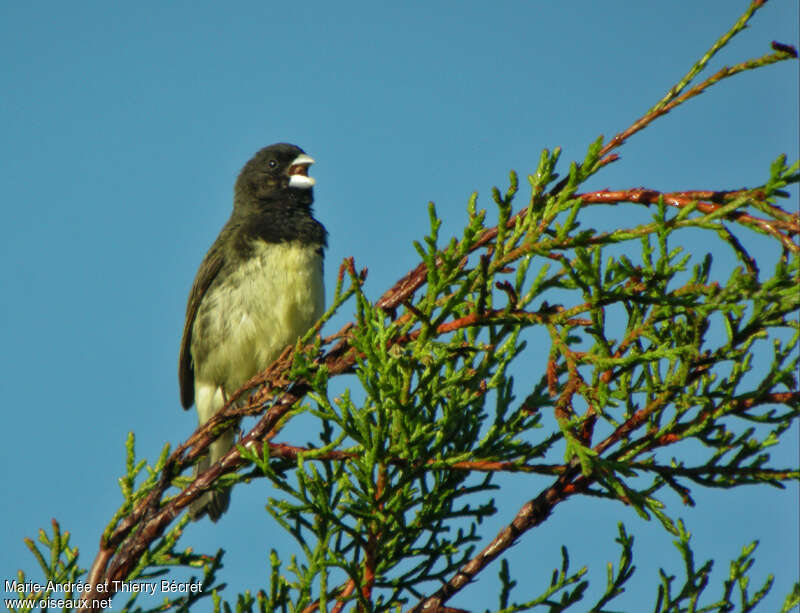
[179, 241, 226, 409]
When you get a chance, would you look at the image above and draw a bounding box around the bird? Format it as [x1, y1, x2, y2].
[178, 143, 327, 521]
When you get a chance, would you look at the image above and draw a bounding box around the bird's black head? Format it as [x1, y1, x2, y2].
[234, 143, 316, 211]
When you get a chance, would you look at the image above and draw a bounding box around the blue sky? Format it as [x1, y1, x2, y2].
[1, 1, 798, 611]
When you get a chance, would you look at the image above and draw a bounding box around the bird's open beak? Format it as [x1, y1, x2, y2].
[288, 153, 315, 189]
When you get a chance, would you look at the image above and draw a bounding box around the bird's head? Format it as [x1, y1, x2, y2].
[235, 143, 315, 208]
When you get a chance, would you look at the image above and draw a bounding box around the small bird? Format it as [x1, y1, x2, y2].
[178, 143, 327, 521]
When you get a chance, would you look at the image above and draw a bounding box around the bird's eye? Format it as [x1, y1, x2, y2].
[268, 159, 277, 168]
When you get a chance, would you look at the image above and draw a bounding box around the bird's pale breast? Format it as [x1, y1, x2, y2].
[192, 239, 324, 395]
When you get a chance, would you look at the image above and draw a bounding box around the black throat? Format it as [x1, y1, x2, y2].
[229, 193, 327, 259]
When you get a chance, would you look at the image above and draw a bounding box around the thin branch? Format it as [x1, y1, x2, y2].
[407, 388, 798, 613]
[598, 42, 797, 160]
[579, 188, 800, 251]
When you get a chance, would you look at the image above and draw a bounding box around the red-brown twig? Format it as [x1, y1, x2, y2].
[579, 188, 800, 251]
[597, 41, 797, 161]
[407, 387, 798, 613]
[262, 442, 567, 475]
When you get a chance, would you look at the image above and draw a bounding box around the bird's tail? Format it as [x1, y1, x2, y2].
[189, 382, 236, 522]
[189, 426, 235, 521]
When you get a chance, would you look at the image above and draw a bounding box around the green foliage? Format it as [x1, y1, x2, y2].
[6, 520, 83, 613]
[487, 522, 785, 613]
[12, 2, 798, 612]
